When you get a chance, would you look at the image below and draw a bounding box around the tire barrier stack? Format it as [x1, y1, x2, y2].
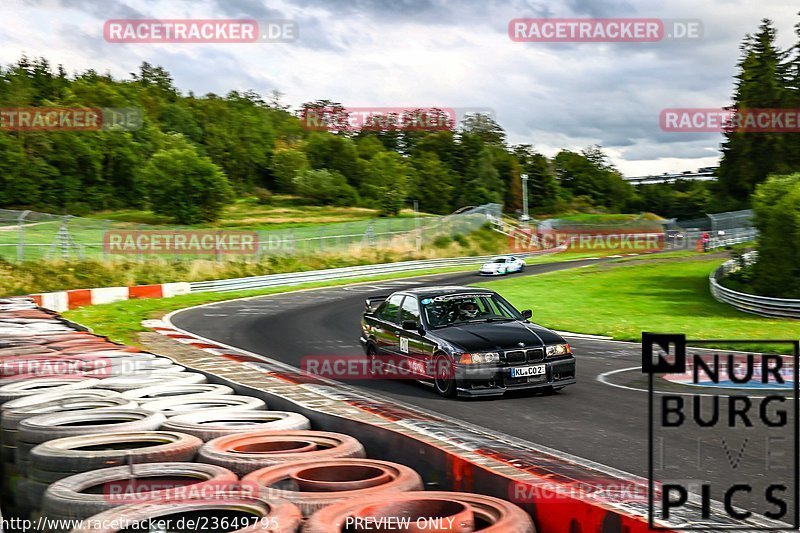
[0, 297, 539, 532]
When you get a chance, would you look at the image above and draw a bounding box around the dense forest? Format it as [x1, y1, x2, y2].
[0, 17, 796, 224]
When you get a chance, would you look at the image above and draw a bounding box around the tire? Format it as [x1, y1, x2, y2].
[303, 491, 535, 533]
[16, 476, 49, 517]
[2, 389, 120, 412]
[1, 397, 139, 447]
[433, 354, 456, 398]
[18, 409, 167, 445]
[121, 384, 234, 402]
[42, 462, 239, 523]
[67, 492, 302, 533]
[241, 458, 423, 517]
[29, 431, 202, 480]
[83, 358, 179, 378]
[0, 346, 57, 356]
[0, 377, 100, 405]
[98, 371, 206, 392]
[140, 395, 266, 415]
[161, 411, 311, 441]
[198, 430, 366, 476]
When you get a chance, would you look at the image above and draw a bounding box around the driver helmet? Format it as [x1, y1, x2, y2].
[459, 300, 479, 319]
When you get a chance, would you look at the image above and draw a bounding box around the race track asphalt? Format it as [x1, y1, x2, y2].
[171, 257, 796, 517]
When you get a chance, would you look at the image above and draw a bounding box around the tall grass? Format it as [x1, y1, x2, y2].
[1, 226, 508, 296]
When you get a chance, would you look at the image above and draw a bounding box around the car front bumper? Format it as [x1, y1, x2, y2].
[454, 356, 576, 397]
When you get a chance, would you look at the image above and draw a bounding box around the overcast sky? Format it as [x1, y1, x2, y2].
[2, 0, 798, 176]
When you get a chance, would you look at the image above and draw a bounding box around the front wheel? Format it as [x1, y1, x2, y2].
[433, 354, 456, 398]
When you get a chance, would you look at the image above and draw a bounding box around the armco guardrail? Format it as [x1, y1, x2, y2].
[710, 252, 800, 318]
[187, 248, 563, 293]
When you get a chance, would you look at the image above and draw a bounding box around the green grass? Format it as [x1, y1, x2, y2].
[87, 195, 428, 230]
[476, 254, 800, 351]
[544, 212, 665, 223]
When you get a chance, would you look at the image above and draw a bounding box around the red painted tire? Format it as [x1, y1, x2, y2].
[199, 431, 366, 476]
[303, 491, 536, 532]
[242, 458, 423, 516]
[68, 492, 302, 532]
[58, 345, 140, 355]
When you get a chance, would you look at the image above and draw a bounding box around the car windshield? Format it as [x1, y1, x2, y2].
[421, 293, 521, 328]
[491, 258, 507, 263]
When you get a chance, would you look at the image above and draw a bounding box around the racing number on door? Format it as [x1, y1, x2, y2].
[399, 337, 409, 354]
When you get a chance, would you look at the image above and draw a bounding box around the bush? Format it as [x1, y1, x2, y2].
[293, 169, 359, 206]
[253, 187, 273, 205]
[751, 173, 800, 297]
[144, 144, 234, 224]
[432, 235, 452, 248]
[271, 149, 310, 192]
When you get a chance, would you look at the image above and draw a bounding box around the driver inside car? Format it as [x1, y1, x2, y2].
[457, 300, 480, 321]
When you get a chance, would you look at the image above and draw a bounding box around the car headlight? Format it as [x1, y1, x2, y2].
[458, 352, 500, 364]
[546, 343, 571, 357]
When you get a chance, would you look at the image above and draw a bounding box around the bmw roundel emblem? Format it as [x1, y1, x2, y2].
[517, 342, 525, 347]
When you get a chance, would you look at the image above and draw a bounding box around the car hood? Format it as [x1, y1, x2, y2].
[432, 321, 565, 351]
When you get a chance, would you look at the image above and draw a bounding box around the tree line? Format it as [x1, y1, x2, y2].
[717, 18, 800, 206]
[4, 24, 797, 225]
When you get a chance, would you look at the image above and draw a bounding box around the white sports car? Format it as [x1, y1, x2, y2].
[478, 255, 526, 276]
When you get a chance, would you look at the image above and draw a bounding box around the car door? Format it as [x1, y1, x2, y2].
[373, 294, 404, 358]
[397, 296, 433, 378]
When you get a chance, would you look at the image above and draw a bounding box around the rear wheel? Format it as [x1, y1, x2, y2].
[433, 355, 456, 398]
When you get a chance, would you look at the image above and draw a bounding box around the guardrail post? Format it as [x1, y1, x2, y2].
[17, 210, 29, 262]
[100, 220, 110, 262]
[137, 224, 143, 263]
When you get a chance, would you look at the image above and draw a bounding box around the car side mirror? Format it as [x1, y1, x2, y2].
[521, 309, 533, 319]
[402, 320, 419, 331]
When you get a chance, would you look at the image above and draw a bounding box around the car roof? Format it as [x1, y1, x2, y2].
[395, 286, 496, 299]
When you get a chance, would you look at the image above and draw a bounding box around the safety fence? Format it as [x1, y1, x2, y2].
[0, 205, 502, 263]
[710, 251, 800, 318]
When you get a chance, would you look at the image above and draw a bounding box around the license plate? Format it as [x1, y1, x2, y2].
[510, 364, 545, 378]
